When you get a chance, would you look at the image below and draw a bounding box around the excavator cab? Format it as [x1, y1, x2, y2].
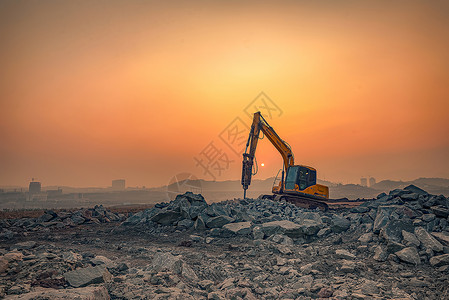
[285, 165, 316, 190]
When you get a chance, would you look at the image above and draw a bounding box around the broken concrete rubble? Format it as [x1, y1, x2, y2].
[1, 185, 449, 299]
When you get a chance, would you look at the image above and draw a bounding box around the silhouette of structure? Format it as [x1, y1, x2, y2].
[112, 179, 125, 191]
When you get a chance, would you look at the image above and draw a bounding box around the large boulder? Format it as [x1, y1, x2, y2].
[64, 266, 112, 288]
[150, 211, 182, 226]
[380, 219, 414, 243]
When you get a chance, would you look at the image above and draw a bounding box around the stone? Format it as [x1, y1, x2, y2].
[11, 241, 36, 250]
[0, 258, 8, 273]
[335, 249, 356, 260]
[431, 205, 449, 218]
[5, 286, 110, 299]
[90, 255, 114, 268]
[150, 211, 182, 225]
[317, 287, 333, 298]
[402, 230, 420, 247]
[404, 184, 428, 195]
[358, 233, 373, 244]
[373, 245, 388, 261]
[422, 214, 436, 222]
[415, 227, 444, 252]
[330, 216, 350, 233]
[64, 266, 112, 287]
[62, 251, 83, 263]
[317, 227, 332, 237]
[401, 193, 419, 201]
[70, 215, 85, 225]
[395, 247, 421, 265]
[222, 222, 252, 235]
[252, 226, 264, 240]
[380, 219, 414, 243]
[429, 254, 449, 267]
[387, 241, 405, 253]
[206, 216, 234, 228]
[300, 220, 322, 236]
[177, 219, 194, 229]
[150, 252, 198, 281]
[431, 232, 449, 246]
[261, 220, 303, 238]
[194, 216, 206, 230]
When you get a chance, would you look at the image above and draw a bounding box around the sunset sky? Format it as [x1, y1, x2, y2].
[1, 0, 448, 188]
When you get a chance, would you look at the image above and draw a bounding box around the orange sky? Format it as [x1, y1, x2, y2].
[1, 0, 448, 187]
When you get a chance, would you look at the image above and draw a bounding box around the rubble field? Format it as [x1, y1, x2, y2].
[1, 185, 449, 299]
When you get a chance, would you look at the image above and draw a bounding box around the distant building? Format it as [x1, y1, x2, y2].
[29, 181, 41, 194]
[112, 179, 125, 190]
[47, 188, 63, 198]
[360, 177, 367, 187]
[369, 177, 376, 187]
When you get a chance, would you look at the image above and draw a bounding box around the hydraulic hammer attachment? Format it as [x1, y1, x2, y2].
[241, 153, 253, 199]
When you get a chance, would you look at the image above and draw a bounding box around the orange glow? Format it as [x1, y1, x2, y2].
[0, 1, 448, 187]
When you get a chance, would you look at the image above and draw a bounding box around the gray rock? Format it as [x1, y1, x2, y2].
[177, 219, 194, 229]
[150, 252, 198, 281]
[387, 241, 406, 253]
[64, 265, 112, 287]
[422, 214, 436, 222]
[261, 220, 303, 238]
[12, 241, 36, 250]
[194, 216, 206, 230]
[90, 255, 114, 268]
[431, 232, 449, 246]
[380, 219, 414, 243]
[415, 227, 444, 252]
[431, 205, 449, 218]
[206, 215, 234, 228]
[4, 286, 110, 300]
[429, 254, 449, 267]
[330, 216, 350, 233]
[150, 210, 182, 225]
[358, 233, 373, 244]
[317, 227, 332, 238]
[395, 247, 420, 265]
[373, 245, 388, 261]
[402, 230, 420, 247]
[222, 222, 252, 235]
[70, 215, 85, 225]
[335, 249, 356, 259]
[404, 184, 428, 195]
[252, 226, 264, 240]
[300, 220, 322, 236]
[401, 193, 419, 201]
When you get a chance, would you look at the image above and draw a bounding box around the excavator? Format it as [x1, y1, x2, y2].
[241, 111, 331, 210]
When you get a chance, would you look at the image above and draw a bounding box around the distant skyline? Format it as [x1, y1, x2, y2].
[1, 1, 448, 187]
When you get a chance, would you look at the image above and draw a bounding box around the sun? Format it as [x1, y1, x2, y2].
[261, 163, 265, 167]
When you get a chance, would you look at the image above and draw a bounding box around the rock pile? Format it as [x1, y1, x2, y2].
[1, 186, 448, 299]
[0, 205, 125, 239]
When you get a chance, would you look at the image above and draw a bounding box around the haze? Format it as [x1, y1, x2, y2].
[1, 0, 448, 188]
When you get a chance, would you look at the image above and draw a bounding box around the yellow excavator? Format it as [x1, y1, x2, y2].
[241, 111, 331, 210]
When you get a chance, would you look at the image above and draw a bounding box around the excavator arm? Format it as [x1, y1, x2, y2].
[241, 112, 294, 198]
